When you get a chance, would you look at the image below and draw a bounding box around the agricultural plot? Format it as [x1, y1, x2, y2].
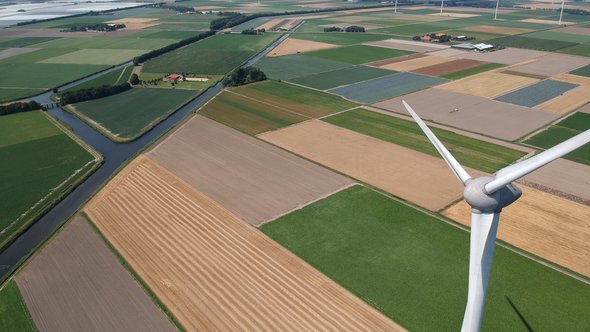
[328, 72, 447, 104]
[142, 33, 279, 75]
[374, 88, 559, 140]
[289, 65, 394, 90]
[257, 54, 351, 80]
[0, 47, 39, 60]
[147, 116, 353, 225]
[367, 38, 449, 53]
[558, 44, 590, 57]
[523, 158, 590, 204]
[411, 59, 488, 77]
[85, 156, 401, 331]
[449, 47, 547, 65]
[40, 49, 146, 65]
[487, 35, 577, 51]
[0, 281, 35, 332]
[322, 108, 525, 173]
[304, 44, 413, 65]
[0, 37, 58, 48]
[495, 79, 579, 107]
[442, 63, 505, 80]
[15, 215, 175, 332]
[464, 25, 532, 35]
[290, 32, 391, 45]
[199, 91, 307, 135]
[509, 53, 590, 77]
[71, 88, 197, 141]
[536, 74, 590, 114]
[0, 63, 108, 89]
[444, 185, 590, 277]
[436, 71, 539, 99]
[524, 30, 590, 44]
[376, 55, 453, 72]
[60, 65, 132, 93]
[34, 37, 177, 50]
[572, 64, 590, 77]
[267, 37, 338, 57]
[524, 112, 590, 165]
[0, 111, 98, 247]
[259, 120, 468, 211]
[261, 185, 590, 331]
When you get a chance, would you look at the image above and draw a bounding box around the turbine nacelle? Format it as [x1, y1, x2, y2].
[464, 177, 521, 213]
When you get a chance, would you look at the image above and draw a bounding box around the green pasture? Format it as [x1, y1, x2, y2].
[261, 185, 590, 332]
[138, 30, 198, 39]
[323, 108, 525, 173]
[371, 23, 452, 36]
[0, 111, 96, 245]
[571, 64, 590, 77]
[442, 63, 505, 80]
[257, 54, 351, 80]
[289, 65, 394, 90]
[0, 63, 108, 89]
[142, 33, 278, 75]
[0, 281, 36, 332]
[35, 37, 177, 50]
[524, 112, 590, 165]
[0, 88, 45, 102]
[73, 87, 197, 141]
[558, 44, 590, 58]
[291, 32, 390, 45]
[0, 37, 59, 48]
[200, 91, 307, 135]
[487, 35, 577, 51]
[365, 19, 418, 26]
[40, 49, 146, 65]
[60, 65, 132, 93]
[0, 48, 76, 64]
[492, 20, 557, 30]
[524, 31, 590, 44]
[446, 30, 504, 42]
[305, 45, 413, 65]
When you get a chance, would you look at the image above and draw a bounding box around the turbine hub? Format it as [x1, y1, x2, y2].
[464, 176, 522, 213]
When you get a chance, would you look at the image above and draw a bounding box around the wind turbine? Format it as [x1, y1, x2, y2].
[402, 101, 590, 332]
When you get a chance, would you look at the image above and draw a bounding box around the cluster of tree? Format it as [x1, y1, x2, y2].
[0, 100, 41, 116]
[324, 25, 365, 32]
[160, 5, 197, 13]
[133, 30, 215, 65]
[130, 73, 140, 85]
[61, 23, 126, 32]
[242, 28, 265, 35]
[563, 8, 590, 15]
[60, 83, 131, 105]
[413, 33, 452, 43]
[223, 67, 266, 87]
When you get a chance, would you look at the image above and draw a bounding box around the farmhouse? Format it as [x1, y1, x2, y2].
[164, 73, 182, 83]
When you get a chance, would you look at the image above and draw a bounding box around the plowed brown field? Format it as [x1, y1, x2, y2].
[412, 59, 488, 76]
[267, 37, 338, 57]
[85, 156, 403, 331]
[443, 185, 590, 277]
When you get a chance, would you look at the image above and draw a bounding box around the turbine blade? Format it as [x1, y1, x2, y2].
[485, 129, 590, 194]
[402, 100, 471, 184]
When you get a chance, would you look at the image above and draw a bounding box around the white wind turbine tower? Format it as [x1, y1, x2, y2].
[402, 101, 590, 332]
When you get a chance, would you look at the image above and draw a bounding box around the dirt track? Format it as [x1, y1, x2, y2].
[259, 120, 469, 211]
[443, 185, 590, 277]
[15, 215, 175, 332]
[85, 156, 403, 331]
[146, 116, 353, 225]
[267, 37, 338, 57]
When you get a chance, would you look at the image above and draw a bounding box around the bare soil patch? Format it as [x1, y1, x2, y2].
[436, 71, 539, 98]
[0, 47, 38, 60]
[15, 215, 175, 332]
[554, 26, 590, 36]
[466, 25, 533, 35]
[146, 116, 353, 225]
[510, 53, 590, 77]
[85, 156, 402, 331]
[443, 185, 590, 277]
[256, 18, 284, 31]
[374, 88, 559, 140]
[412, 58, 488, 76]
[428, 12, 480, 18]
[523, 158, 590, 204]
[378, 55, 453, 72]
[106, 18, 159, 30]
[367, 38, 449, 53]
[520, 18, 574, 25]
[259, 120, 469, 211]
[267, 37, 338, 57]
[450, 47, 547, 65]
[368, 53, 427, 67]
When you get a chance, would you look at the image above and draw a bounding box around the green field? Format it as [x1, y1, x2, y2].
[60, 65, 132, 94]
[0, 281, 36, 332]
[261, 185, 590, 332]
[487, 35, 577, 51]
[305, 44, 413, 65]
[0, 63, 109, 89]
[257, 54, 351, 80]
[524, 31, 590, 44]
[558, 44, 590, 58]
[0, 37, 59, 48]
[40, 49, 147, 65]
[571, 64, 590, 77]
[72, 87, 198, 141]
[524, 112, 590, 165]
[200, 91, 307, 135]
[34, 37, 178, 50]
[0, 111, 97, 246]
[291, 32, 391, 45]
[0, 88, 45, 102]
[442, 63, 505, 80]
[142, 33, 278, 75]
[289, 65, 394, 90]
[323, 108, 525, 172]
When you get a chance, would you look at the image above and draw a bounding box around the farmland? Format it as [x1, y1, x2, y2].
[60, 65, 132, 93]
[322, 108, 525, 173]
[495, 79, 579, 107]
[257, 54, 351, 80]
[261, 185, 590, 331]
[0, 281, 35, 332]
[85, 156, 400, 331]
[487, 35, 577, 51]
[289, 65, 394, 90]
[524, 112, 590, 165]
[437, 71, 539, 99]
[571, 64, 590, 77]
[305, 44, 413, 64]
[71, 88, 198, 141]
[0, 111, 99, 247]
[442, 63, 505, 80]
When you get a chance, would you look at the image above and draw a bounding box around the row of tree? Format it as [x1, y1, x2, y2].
[133, 30, 215, 65]
[223, 67, 266, 87]
[324, 25, 365, 32]
[61, 23, 126, 32]
[60, 83, 131, 105]
[0, 101, 41, 116]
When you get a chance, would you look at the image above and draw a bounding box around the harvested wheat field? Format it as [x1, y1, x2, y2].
[366, 39, 448, 53]
[379, 55, 453, 72]
[106, 18, 158, 30]
[510, 53, 590, 77]
[374, 88, 559, 140]
[520, 18, 574, 25]
[466, 25, 533, 35]
[443, 185, 590, 277]
[146, 116, 353, 225]
[85, 156, 403, 331]
[267, 37, 338, 57]
[523, 158, 590, 204]
[259, 120, 469, 211]
[436, 71, 539, 98]
[451, 47, 547, 65]
[256, 18, 284, 31]
[412, 59, 488, 76]
[15, 215, 175, 332]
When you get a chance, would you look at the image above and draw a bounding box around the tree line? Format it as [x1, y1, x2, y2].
[223, 67, 266, 87]
[133, 30, 215, 65]
[60, 83, 131, 105]
[0, 101, 41, 116]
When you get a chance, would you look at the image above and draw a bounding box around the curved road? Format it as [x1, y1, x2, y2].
[0, 31, 291, 279]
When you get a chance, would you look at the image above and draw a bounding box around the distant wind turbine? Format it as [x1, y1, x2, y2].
[440, 0, 444, 15]
[402, 101, 590, 332]
[559, 0, 565, 25]
[494, 0, 500, 20]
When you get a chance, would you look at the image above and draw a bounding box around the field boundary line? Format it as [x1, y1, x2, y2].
[226, 89, 313, 119]
[317, 105, 362, 120]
